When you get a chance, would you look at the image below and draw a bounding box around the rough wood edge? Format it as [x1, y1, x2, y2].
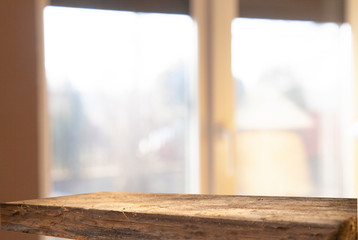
[337, 216, 357, 240]
[1, 202, 357, 240]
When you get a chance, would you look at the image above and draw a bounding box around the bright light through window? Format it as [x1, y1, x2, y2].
[44, 6, 198, 196]
[232, 18, 354, 197]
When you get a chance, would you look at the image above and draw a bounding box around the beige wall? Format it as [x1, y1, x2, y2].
[0, 0, 49, 239]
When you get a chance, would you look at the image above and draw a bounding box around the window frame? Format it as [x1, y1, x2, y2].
[50, 0, 190, 14]
[46, 0, 356, 195]
[239, 0, 345, 23]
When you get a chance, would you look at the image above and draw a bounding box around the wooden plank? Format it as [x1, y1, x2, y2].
[1, 192, 357, 239]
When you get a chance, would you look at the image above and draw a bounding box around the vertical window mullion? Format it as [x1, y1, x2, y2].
[347, 0, 358, 197]
[210, 0, 238, 194]
[191, 0, 238, 194]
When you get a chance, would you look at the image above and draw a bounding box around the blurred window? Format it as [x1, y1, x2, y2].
[44, 0, 355, 200]
[44, 6, 197, 196]
[232, 18, 353, 197]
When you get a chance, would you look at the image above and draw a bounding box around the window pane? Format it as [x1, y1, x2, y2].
[232, 18, 354, 197]
[44, 7, 198, 196]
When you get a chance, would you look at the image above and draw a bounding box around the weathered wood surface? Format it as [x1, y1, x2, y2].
[1, 192, 357, 239]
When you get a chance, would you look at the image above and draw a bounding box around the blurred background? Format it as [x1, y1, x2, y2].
[1, 0, 358, 239]
[43, 0, 356, 198]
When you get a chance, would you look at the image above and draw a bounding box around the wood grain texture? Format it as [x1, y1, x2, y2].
[1, 192, 357, 239]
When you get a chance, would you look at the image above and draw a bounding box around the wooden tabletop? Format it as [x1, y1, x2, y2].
[1, 192, 357, 239]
